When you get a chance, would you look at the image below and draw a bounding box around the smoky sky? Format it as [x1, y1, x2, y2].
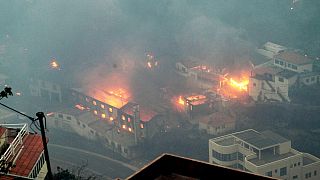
[1, 0, 319, 85]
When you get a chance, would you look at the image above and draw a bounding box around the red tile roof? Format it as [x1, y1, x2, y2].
[199, 112, 235, 128]
[9, 134, 44, 177]
[275, 51, 313, 65]
[0, 127, 6, 137]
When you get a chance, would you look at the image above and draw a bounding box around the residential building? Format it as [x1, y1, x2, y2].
[248, 66, 294, 102]
[209, 129, 320, 180]
[175, 60, 220, 89]
[274, 51, 313, 73]
[29, 78, 62, 103]
[0, 124, 47, 179]
[199, 112, 235, 135]
[127, 153, 274, 180]
[256, 42, 287, 60]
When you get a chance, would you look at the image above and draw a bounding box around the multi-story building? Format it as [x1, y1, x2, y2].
[209, 129, 320, 180]
[249, 49, 320, 102]
[0, 123, 47, 179]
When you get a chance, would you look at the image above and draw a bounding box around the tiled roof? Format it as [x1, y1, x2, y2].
[9, 135, 44, 177]
[275, 51, 313, 65]
[0, 127, 6, 137]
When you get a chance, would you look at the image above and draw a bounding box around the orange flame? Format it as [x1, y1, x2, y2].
[50, 59, 60, 69]
[228, 78, 249, 92]
[178, 96, 185, 105]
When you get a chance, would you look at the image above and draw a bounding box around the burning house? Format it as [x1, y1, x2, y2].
[53, 87, 165, 158]
[175, 60, 220, 89]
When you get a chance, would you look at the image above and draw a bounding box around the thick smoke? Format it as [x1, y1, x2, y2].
[1, 0, 319, 92]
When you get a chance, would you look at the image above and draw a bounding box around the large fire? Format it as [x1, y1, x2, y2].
[178, 96, 185, 105]
[90, 88, 130, 108]
[218, 73, 249, 99]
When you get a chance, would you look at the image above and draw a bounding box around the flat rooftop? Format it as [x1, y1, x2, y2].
[303, 156, 317, 166]
[233, 130, 288, 150]
[275, 51, 313, 65]
[248, 152, 296, 166]
[214, 137, 236, 146]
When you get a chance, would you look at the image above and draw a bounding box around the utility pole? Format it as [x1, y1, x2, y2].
[0, 87, 53, 180]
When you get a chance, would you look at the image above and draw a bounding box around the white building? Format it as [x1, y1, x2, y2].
[274, 51, 314, 73]
[209, 129, 320, 180]
[256, 42, 287, 59]
[248, 66, 294, 102]
[0, 124, 47, 179]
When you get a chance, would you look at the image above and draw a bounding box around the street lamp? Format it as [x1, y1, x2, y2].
[0, 87, 53, 180]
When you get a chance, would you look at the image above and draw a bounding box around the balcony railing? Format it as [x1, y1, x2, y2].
[0, 123, 29, 163]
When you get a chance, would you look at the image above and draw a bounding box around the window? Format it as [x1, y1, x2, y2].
[305, 172, 311, 179]
[280, 61, 284, 66]
[109, 117, 114, 121]
[93, 110, 98, 115]
[58, 114, 63, 118]
[275, 59, 280, 64]
[280, 167, 287, 176]
[122, 115, 126, 120]
[93, 101, 97, 105]
[306, 78, 310, 83]
[279, 77, 284, 82]
[101, 113, 106, 118]
[314, 171, 317, 176]
[124, 148, 128, 154]
[140, 123, 144, 129]
[294, 163, 297, 167]
[128, 117, 131, 122]
[275, 169, 278, 174]
[238, 152, 244, 161]
[253, 83, 256, 87]
[292, 65, 297, 70]
[297, 162, 300, 166]
[66, 116, 71, 120]
[293, 175, 298, 179]
[101, 104, 105, 109]
[266, 171, 272, 177]
[82, 124, 86, 128]
[288, 63, 292, 68]
[311, 77, 315, 81]
[109, 107, 113, 113]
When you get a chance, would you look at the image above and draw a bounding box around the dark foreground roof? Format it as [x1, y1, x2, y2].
[127, 154, 276, 180]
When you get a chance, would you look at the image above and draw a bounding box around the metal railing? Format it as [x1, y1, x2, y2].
[0, 123, 29, 162]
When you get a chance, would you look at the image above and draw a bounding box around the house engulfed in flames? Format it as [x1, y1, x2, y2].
[52, 87, 165, 159]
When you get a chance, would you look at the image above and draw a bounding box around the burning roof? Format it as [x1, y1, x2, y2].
[120, 102, 158, 122]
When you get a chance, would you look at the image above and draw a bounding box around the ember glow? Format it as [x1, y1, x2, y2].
[75, 104, 87, 111]
[178, 96, 185, 105]
[50, 58, 60, 70]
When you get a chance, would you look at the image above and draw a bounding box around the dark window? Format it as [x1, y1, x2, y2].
[294, 163, 297, 167]
[306, 78, 310, 83]
[66, 116, 72, 120]
[280, 167, 287, 176]
[314, 171, 317, 176]
[238, 152, 244, 161]
[279, 61, 284, 65]
[298, 162, 300, 166]
[124, 148, 128, 154]
[293, 175, 298, 179]
[266, 171, 272, 177]
[58, 114, 63, 118]
[275, 59, 280, 64]
[82, 124, 86, 128]
[279, 77, 284, 82]
[275, 169, 278, 173]
[292, 65, 298, 70]
[311, 77, 315, 81]
[288, 64, 292, 68]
